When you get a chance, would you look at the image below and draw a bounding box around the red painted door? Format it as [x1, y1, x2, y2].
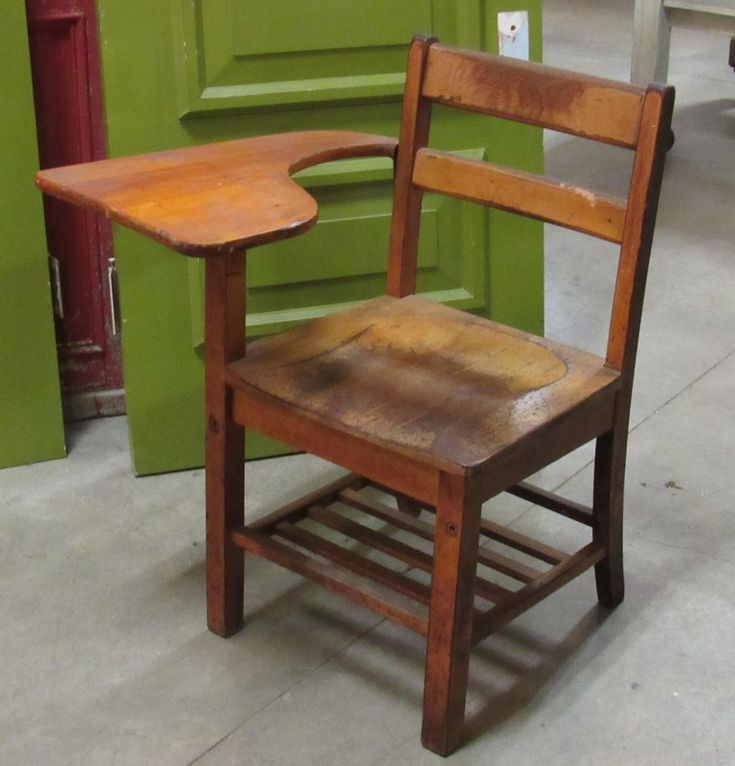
[26, 0, 123, 409]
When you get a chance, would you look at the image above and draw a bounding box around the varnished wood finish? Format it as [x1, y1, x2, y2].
[592, 426, 628, 606]
[36, 131, 397, 256]
[307, 504, 511, 603]
[35, 37, 674, 757]
[478, 518, 566, 566]
[422, 474, 481, 755]
[232, 525, 430, 635]
[338, 488, 543, 584]
[508, 481, 594, 526]
[387, 36, 435, 297]
[275, 520, 433, 605]
[205, 254, 246, 636]
[596, 86, 673, 605]
[227, 295, 620, 473]
[413, 149, 628, 243]
[227, 477, 580, 647]
[230, 380, 440, 506]
[248, 472, 365, 531]
[472, 542, 606, 642]
[607, 86, 676, 373]
[227, 476, 590, 634]
[307, 503, 438, 573]
[422, 43, 646, 148]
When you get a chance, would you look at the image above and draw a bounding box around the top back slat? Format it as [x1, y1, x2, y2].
[422, 44, 646, 148]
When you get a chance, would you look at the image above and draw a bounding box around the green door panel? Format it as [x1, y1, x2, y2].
[187, 152, 488, 347]
[0, 3, 65, 468]
[99, 0, 543, 475]
[176, 0, 432, 113]
[232, 1, 433, 54]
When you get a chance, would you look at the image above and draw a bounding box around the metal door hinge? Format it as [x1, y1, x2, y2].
[49, 254, 64, 319]
[107, 257, 121, 335]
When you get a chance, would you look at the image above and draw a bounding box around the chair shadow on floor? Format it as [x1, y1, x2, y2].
[229, 545, 616, 735]
[670, 97, 735, 143]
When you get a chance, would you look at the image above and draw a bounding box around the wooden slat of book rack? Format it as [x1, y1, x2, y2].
[339, 489, 544, 584]
[231, 525, 429, 634]
[232, 474, 604, 645]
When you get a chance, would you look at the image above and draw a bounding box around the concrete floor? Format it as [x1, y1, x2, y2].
[2, 1, 734, 763]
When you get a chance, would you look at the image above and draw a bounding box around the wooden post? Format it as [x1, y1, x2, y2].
[421, 472, 481, 756]
[632, 0, 671, 84]
[593, 426, 627, 606]
[386, 35, 434, 298]
[205, 253, 246, 637]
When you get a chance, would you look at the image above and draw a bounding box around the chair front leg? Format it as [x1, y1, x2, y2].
[205, 254, 246, 637]
[422, 473, 481, 756]
[205, 387, 245, 636]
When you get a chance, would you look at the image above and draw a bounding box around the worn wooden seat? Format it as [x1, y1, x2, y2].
[36, 37, 674, 757]
[228, 294, 620, 475]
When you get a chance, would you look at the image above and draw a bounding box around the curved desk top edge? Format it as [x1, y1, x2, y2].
[35, 131, 398, 257]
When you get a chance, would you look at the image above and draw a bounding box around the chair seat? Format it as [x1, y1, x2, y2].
[227, 295, 620, 473]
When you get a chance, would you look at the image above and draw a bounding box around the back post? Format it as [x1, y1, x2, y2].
[204, 252, 247, 636]
[595, 84, 674, 606]
[386, 36, 436, 298]
[606, 84, 675, 382]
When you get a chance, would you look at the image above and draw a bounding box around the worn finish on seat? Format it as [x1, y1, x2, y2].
[36, 37, 674, 758]
[228, 295, 619, 474]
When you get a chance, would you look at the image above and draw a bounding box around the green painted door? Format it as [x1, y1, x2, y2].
[99, 0, 544, 475]
[0, 3, 65, 469]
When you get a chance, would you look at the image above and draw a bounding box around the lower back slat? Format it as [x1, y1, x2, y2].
[413, 149, 627, 243]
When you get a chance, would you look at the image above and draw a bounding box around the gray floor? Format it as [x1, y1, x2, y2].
[2, 2, 734, 763]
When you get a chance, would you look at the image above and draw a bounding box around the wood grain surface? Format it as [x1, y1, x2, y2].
[227, 295, 620, 472]
[423, 43, 645, 147]
[36, 131, 397, 256]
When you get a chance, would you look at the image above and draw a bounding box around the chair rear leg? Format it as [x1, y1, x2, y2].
[422, 474, 481, 756]
[593, 428, 627, 607]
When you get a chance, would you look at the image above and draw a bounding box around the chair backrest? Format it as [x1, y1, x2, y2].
[387, 36, 674, 380]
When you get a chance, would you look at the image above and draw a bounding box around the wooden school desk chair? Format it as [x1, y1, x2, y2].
[37, 37, 674, 756]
